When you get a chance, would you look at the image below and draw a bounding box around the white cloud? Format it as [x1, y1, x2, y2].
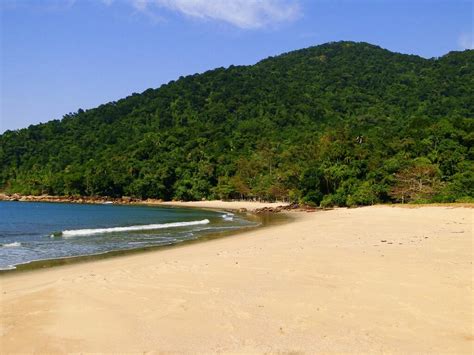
[458, 33, 474, 50]
[127, 0, 301, 29]
[3, 0, 300, 29]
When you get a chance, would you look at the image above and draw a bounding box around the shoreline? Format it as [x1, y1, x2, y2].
[1, 204, 472, 352]
[0, 200, 291, 273]
[0, 192, 164, 206]
[2, 209, 290, 275]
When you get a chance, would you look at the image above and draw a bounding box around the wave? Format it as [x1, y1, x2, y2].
[0, 265, 16, 270]
[1, 242, 22, 248]
[60, 219, 210, 237]
[222, 212, 234, 221]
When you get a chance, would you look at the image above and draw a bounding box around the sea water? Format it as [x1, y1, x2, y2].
[0, 201, 255, 270]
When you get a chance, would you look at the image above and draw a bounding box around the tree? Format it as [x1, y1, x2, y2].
[390, 161, 442, 203]
[0, 42, 472, 205]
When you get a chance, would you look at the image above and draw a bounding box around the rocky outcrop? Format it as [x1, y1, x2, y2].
[254, 203, 320, 214]
[0, 193, 160, 205]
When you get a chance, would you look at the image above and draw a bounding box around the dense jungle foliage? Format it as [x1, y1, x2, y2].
[1, 42, 473, 206]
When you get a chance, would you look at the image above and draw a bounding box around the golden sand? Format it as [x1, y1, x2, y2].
[1, 204, 472, 353]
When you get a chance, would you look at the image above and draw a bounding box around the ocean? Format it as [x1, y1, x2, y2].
[0, 201, 256, 270]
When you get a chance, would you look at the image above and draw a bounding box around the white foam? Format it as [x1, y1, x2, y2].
[0, 265, 16, 270]
[222, 213, 234, 221]
[2, 242, 21, 248]
[61, 219, 210, 237]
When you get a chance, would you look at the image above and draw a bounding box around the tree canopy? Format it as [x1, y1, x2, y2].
[1, 41, 473, 206]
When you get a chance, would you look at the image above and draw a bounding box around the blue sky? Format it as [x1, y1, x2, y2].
[1, 0, 473, 132]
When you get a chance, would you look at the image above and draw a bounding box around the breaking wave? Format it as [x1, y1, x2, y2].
[222, 212, 234, 221]
[59, 219, 210, 237]
[1, 242, 21, 248]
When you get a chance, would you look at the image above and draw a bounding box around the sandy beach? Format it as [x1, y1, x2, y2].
[0, 203, 472, 353]
[159, 199, 289, 211]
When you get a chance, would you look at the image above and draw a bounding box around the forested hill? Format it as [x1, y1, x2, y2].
[1, 41, 473, 206]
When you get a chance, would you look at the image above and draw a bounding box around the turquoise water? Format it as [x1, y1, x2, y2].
[0, 201, 255, 270]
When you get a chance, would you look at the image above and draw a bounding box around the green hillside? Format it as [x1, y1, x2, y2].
[1, 41, 473, 206]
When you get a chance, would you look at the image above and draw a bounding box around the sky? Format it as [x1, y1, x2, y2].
[1, 0, 473, 132]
